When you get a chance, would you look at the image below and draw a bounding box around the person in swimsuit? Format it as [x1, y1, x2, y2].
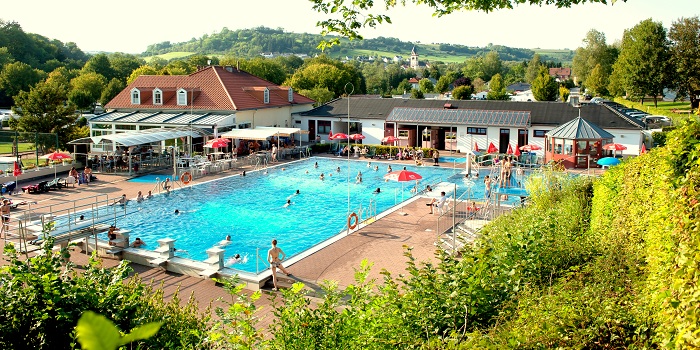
[1, 199, 10, 237]
[267, 239, 290, 290]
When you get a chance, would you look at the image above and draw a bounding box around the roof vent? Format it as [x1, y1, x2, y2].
[443, 103, 453, 109]
[225, 66, 233, 73]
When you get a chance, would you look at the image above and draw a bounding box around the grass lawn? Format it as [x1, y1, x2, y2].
[143, 52, 196, 62]
[614, 98, 698, 123]
[0, 142, 35, 155]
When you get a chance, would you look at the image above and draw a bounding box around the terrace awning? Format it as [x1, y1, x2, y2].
[82, 126, 210, 147]
[220, 128, 277, 140]
[255, 126, 310, 136]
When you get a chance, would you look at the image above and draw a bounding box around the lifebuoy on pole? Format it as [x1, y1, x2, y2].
[180, 172, 192, 184]
[347, 212, 359, 230]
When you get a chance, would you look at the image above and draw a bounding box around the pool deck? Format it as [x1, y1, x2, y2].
[1, 153, 593, 328]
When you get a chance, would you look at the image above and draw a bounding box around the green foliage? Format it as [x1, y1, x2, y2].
[0, 61, 45, 97]
[284, 55, 364, 97]
[75, 311, 161, 350]
[298, 87, 335, 106]
[100, 78, 125, 106]
[524, 53, 543, 84]
[210, 277, 264, 348]
[572, 29, 617, 88]
[559, 86, 570, 102]
[585, 63, 608, 96]
[452, 85, 473, 100]
[531, 66, 558, 101]
[418, 78, 434, 93]
[410, 88, 424, 99]
[668, 16, 700, 108]
[435, 75, 451, 94]
[486, 73, 510, 100]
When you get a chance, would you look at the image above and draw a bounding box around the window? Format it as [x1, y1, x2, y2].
[238, 122, 252, 129]
[153, 89, 162, 105]
[264, 88, 270, 104]
[177, 89, 187, 106]
[533, 130, 547, 138]
[288, 88, 294, 102]
[130, 88, 140, 104]
[467, 127, 486, 135]
[317, 120, 331, 134]
[398, 130, 409, 138]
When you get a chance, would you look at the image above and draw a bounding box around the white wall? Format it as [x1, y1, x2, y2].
[606, 129, 643, 156]
[359, 118, 385, 145]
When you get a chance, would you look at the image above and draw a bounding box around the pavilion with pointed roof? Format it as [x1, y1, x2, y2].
[545, 116, 615, 168]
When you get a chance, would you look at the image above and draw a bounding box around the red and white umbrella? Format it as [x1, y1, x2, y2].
[514, 145, 521, 157]
[13, 161, 21, 177]
[603, 143, 627, 151]
[349, 133, 365, 140]
[384, 170, 423, 215]
[204, 138, 230, 148]
[640, 144, 647, 154]
[474, 142, 480, 152]
[519, 144, 542, 152]
[42, 151, 72, 161]
[506, 144, 514, 155]
[384, 170, 423, 182]
[330, 132, 349, 140]
[382, 136, 399, 144]
[487, 142, 498, 154]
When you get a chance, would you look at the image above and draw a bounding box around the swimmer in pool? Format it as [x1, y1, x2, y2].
[336, 166, 341, 173]
[367, 161, 371, 168]
[283, 199, 292, 208]
[356, 171, 363, 184]
[374, 165, 379, 171]
[314, 162, 318, 168]
[387, 165, 393, 173]
[319, 173, 325, 181]
[174, 209, 180, 215]
[373, 187, 381, 194]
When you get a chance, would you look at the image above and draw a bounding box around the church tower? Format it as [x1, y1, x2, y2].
[410, 46, 419, 70]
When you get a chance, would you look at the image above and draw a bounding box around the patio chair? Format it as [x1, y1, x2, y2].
[2, 181, 16, 195]
[365, 147, 376, 159]
[328, 142, 339, 154]
[46, 178, 62, 190]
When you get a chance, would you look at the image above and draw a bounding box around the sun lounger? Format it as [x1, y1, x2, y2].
[46, 178, 63, 190]
[22, 181, 49, 194]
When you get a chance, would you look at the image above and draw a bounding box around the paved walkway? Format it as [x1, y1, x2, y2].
[0, 154, 459, 328]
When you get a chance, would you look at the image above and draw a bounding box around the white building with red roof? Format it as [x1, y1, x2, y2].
[89, 65, 314, 153]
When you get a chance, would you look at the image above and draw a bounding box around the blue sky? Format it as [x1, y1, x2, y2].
[4, 0, 698, 53]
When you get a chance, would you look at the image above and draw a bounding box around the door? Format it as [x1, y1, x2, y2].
[518, 129, 528, 148]
[308, 120, 316, 141]
[499, 129, 510, 154]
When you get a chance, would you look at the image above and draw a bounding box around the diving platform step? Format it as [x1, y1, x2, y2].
[199, 269, 219, 278]
[148, 257, 168, 267]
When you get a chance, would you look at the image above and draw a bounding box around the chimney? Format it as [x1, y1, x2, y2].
[207, 59, 212, 66]
[236, 61, 240, 71]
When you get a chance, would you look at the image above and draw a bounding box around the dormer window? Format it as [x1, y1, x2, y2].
[264, 88, 270, 104]
[288, 88, 293, 102]
[130, 88, 140, 104]
[177, 89, 187, 106]
[153, 88, 162, 105]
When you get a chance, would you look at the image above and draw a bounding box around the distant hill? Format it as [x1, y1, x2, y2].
[142, 27, 574, 65]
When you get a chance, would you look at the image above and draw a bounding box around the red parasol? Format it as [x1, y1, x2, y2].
[514, 145, 521, 157]
[506, 144, 514, 155]
[382, 136, 399, 144]
[384, 170, 423, 182]
[42, 151, 72, 161]
[640, 144, 647, 154]
[349, 133, 365, 140]
[603, 143, 627, 151]
[13, 161, 21, 177]
[519, 144, 542, 152]
[487, 142, 498, 154]
[204, 138, 230, 148]
[330, 132, 349, 140]
[474, 142, 480, 152]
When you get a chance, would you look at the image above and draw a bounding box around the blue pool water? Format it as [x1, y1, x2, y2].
[127, 174, 174, 183]
[439, 156, 467, 163]
[79, 157, 501, 274]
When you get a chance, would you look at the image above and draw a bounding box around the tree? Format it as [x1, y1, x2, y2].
[531, 67, 558, 101]
[435, 75, 451, 94]
[0, 61, 44, 98]
[611, 19, 672, 106]
[298, 87, 335, 106]
[82, 53, 116, 81]
[482, 50, 503, 82]
[486, 73, 510, 100]
[525, 54, 543, 84]
[240, 57, 287, 85]
[68, 90, 94, 112]
[559, 86, 570, 102]
[462, 56, 485, 81]
[127, 65, 158, 84]
[101, 78, 126, 106]
[668, 16, 700, 109]
[70, 72, 107, 105]
[419, 78, 434, 93]
[586, 63, 608, 96]
[109, 53, 145, 83]
[311, 0, 626, 48]
[452, 85, 474, 100]
[285, 56, 363, 97]
[572, 29, 617, 88]
[410, 88, 424, 99]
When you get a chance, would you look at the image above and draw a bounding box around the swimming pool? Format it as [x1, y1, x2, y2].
[89, 157, 493, 273]
[127, 174, 174, 183]
[439, 156, 467, 164]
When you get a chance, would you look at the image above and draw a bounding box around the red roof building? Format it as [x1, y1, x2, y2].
[549, 67, 571, 82]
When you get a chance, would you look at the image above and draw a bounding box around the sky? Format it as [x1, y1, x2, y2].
[3, 0, 698, 54]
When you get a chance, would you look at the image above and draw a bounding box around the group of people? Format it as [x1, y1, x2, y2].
[69, 166, 95, 185]
[107, 225, 145, 248]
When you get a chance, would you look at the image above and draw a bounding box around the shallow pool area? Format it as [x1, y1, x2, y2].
[127, 174, 174, 183]
[80, 157, 508, 274]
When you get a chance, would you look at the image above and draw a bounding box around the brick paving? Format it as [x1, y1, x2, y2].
[0, 154, 458, 330]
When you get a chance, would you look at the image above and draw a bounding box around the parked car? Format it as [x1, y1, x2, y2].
[0, 109, 14, 122]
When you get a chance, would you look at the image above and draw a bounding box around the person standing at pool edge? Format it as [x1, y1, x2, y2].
[267, 239, 291, 291]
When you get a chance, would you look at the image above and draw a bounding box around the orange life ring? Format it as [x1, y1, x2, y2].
[347, 212, 359, 230]
[180, 172, 192, 184]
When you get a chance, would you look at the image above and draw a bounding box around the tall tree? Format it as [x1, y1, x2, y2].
[668, 16, 700, 109]
[610, 19, 672, 106]
[452, 85, 474, 100]
[241, 57, 288, 85]
[524, 54, 543, 84]
[586, 63, 608, 96]
[435, 75, 451, 94]
[82, 53, 116, 82]
[419, 78, 434, 93]
[11, 80, 77, 150]
[531, 67, 558, 101]
[572, 29, 617, 88]
[486, 73, 510, 100]
[481, 50, 503, 82]
[109, 53, 145, 83]
[70, 72, 107, 105]
[0, 61, 44, 98]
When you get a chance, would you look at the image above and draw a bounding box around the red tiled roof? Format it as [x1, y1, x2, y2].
[105, 66, 315, 111]
[408, 77, 420, 83]
[549, 67, 571, 77]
